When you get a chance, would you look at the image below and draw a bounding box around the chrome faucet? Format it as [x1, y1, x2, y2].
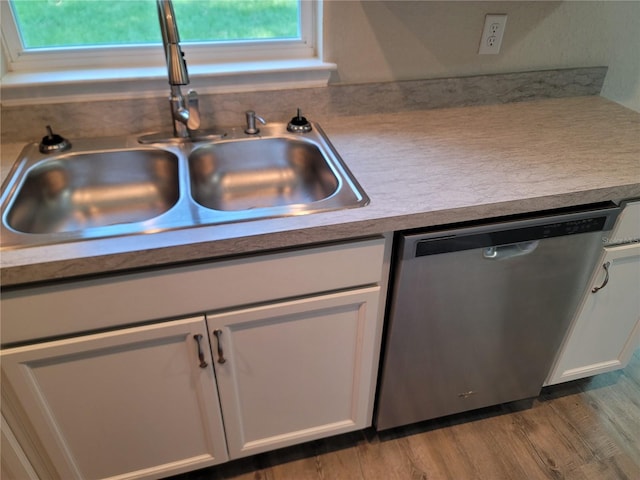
[157, 0, 200, 138]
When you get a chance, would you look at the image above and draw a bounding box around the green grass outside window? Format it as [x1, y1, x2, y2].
[11, 0, 299, 49]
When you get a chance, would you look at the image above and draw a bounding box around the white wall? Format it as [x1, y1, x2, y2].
[1, 1, 638, 111]
[324, 1, 640, 111]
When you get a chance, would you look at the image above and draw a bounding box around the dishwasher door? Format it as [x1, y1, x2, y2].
[375, 204, 620, 430]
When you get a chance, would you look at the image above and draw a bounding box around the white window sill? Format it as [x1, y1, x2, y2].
[0, 59, 336, 106]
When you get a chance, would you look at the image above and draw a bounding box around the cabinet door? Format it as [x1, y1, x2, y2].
[207, 287, 381, 459]
[547, 242, 640, 385]
[1, 317, 228, 480]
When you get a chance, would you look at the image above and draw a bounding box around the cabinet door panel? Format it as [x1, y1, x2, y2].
[208, 287, 381, 459]
[547, 242, 640, 384]
[1, 317, 228, 480]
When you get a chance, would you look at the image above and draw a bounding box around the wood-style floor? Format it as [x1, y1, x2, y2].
[171, 350, 640, 480]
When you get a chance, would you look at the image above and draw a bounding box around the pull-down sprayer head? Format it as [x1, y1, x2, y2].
[157, 0, 189, 86]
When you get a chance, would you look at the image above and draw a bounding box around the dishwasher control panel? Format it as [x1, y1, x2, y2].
[415, 204, 620, 257]
[541, 216, 608, 238]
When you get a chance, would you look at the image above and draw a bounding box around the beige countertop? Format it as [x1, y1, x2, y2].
[1, 96, 639, 287]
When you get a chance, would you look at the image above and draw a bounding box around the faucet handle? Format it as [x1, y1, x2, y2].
[186, 90, 200, 130]
[287, 108, 312, 133]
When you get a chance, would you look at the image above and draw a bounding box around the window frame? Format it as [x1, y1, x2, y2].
[0, 0, 334, 105]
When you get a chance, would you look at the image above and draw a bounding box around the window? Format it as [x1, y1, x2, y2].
[0, 0, 332, 105]
[10, 0, 300, 49]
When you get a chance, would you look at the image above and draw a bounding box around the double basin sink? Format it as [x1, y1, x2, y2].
[0, 123, 368, 249]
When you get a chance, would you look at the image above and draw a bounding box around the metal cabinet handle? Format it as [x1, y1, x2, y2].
[592, 261, 611, 293]
[193, 334, 208, 368]
[212, 329, 227, 364]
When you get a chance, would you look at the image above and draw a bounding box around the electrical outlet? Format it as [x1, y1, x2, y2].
[478, 14, 507, 55]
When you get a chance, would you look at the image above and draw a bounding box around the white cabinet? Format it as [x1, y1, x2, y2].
[0, 237, 389, 479]
[208, 287, 381, 458]
[547, 201, 640, 385]
[1, 317, 228, 480]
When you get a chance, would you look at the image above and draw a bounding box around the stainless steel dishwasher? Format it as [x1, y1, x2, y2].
[375, 203, 621, 430]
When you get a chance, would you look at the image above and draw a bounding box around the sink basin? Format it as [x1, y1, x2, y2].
[1, 123, 368, 249]
[189, 137, 339, 211]
[5, 149, 179, 234]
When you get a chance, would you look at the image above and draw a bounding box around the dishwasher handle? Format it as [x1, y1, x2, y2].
[483, 240, 540, 260]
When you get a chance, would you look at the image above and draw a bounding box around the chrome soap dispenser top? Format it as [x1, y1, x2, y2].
[244, 111, 266, 135]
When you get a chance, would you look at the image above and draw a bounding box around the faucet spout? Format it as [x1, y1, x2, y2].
[157, 0, 199, 137]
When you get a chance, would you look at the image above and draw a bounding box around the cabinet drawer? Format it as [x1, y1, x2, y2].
[1, 237, 386, 345]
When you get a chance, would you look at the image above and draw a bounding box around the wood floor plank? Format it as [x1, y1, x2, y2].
[440, 415, 526, 479]
[493, 407, 576, 478]
[542, 385, 624, 461]
[400, 423, 477, 479]
[355, 431, 424, 480]
[310, 434, 368, 480]
[479, 409, 552, 479]
[566, 452, 640, 480]
[580, 373, 640, 460]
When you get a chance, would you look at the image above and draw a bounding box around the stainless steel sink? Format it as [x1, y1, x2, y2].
[1, 123, 368, 249]
[189, 137, 339, 211]
[5, 149, 179, 234]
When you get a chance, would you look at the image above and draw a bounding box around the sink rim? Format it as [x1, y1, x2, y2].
[0, 124, 369, 250]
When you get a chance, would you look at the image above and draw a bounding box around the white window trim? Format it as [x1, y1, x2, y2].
[0, 0, 335, 106]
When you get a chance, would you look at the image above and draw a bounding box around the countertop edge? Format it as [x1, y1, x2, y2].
[3, 185, 639, 288]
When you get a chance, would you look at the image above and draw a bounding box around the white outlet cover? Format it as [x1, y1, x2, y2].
[478, 14, 507, 55]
